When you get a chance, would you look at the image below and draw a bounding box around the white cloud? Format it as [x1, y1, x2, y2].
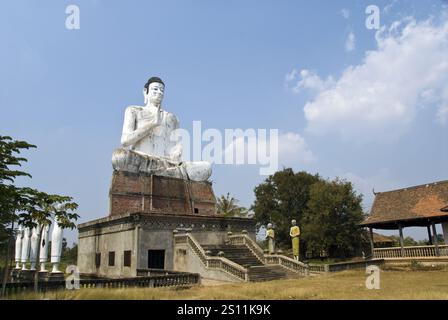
[340, 9, 350, 19]
[285, 69, 297, 82]
[286, 69, 334, 94]
[288, 17, 448, 141]
[223, 131, 316, 168]
[345, 31, 356, 52]
[277, 132, 316, 165]
[220, 130, 315, 176]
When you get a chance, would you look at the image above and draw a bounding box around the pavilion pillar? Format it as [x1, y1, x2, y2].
[369, 228, 375, 257]
[431, 222, 440, 256]
[398, 224, 405, 258]
[427, 225, 433, 245]
[442, 222, 448, 245]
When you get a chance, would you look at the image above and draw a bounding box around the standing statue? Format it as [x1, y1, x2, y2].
[29, 224, 40, 270]
[266, 223, 275, 254]
[39, 224, 51, 272]
[290, 219, 301, 261]
[111, 77, 211, 182]
[50, 218, 63, 273]
[14, 225, 24, 269]
[20, 227, 31, 270]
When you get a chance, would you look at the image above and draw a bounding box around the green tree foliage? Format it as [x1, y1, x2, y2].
[0, 136, 36, 247]
[217, 193, 248, 217]
[302, 179, 366, 258]
[0, 135, 79, 231]
[389, 234, 445, 247]
[388, 235, 418, 247]
[0, 135, 79, 294]
[253, 169, 320, 246]
[62, 242, 78, 266]
[253, 168, 367, 258]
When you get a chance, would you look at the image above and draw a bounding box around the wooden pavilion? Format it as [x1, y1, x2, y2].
[361, 180, 448, 259]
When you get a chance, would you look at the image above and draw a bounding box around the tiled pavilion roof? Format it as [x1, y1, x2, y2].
[361, 180, 448, 229]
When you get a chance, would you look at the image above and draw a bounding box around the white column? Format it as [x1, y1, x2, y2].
[442, 222, 448, 245]
[39, 224, 51, 271]
[20, 228, 31, 270]
[14, 226, 23, 269]
[29, 224, 40, 270]
[50, 218, 63, 273]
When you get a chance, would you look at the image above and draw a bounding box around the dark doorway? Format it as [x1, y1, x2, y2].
[147, 250, 165, 269]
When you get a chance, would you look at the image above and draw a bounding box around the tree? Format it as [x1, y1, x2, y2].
[217, 193, 248, 217]
[0, 135, 79, 296]
[62, 242, 78, 266]
[252, 169, 320, 246]
[1, 136, 36, 295]
[252, 168, 368, 258]
[301, 178, 367, 258]
[389, 235, 418, 247]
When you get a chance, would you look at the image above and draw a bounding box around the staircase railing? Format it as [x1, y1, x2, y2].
[265, 255, 309, 276]
[174, 233, 248, 281]
[228, 233, 309, 276]
[228, 234, 266, 264]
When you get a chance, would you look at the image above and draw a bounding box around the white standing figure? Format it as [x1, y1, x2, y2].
[50, 217, 64, 273]
[39, 223, 51, 272]
[29, 224, 40, 270]
[20, 227, 31, 270]
[14, 225, 24, 269]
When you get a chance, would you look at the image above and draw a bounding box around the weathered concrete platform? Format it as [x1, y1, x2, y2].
[77, 212, 256, 278]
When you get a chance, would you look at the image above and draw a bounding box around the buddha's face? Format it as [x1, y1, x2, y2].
[146, 82, 165, 106]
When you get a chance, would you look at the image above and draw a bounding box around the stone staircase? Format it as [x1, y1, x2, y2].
[202, 244, 263, 267]
[201, 243, 301, 282]
[247, 265, 299, 281]
[174, 232, 309, 282]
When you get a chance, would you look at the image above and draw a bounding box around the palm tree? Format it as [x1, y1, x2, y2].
[217, 193, 248, 217]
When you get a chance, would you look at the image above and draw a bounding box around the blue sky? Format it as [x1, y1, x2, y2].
[1, 0, 447, 244]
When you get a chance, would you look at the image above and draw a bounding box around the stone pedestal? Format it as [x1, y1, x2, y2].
[78, 171, 256, 279]
[45, 272, 65, 282]
[10, 269, 20, 283]
[16, 270, 35, 282]
[10, 270, 55, 283]
[78, 212, 256, 278]
[109, 171, 217, 217]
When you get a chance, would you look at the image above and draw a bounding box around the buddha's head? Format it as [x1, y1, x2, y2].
[143, 77, 165, 106]
[291, 219, 297, 226]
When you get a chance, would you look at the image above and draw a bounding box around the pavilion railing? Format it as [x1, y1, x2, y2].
[373, 244, 448, 259]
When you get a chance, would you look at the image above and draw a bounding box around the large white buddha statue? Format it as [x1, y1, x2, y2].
[112, 77, 211, 182]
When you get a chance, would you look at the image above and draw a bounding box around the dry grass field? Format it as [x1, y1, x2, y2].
[6, 266, 448, 300]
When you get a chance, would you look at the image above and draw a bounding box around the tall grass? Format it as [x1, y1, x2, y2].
[5, 269, 448, 300]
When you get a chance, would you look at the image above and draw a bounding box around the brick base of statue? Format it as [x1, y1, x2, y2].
[109, 171, 217, 217]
